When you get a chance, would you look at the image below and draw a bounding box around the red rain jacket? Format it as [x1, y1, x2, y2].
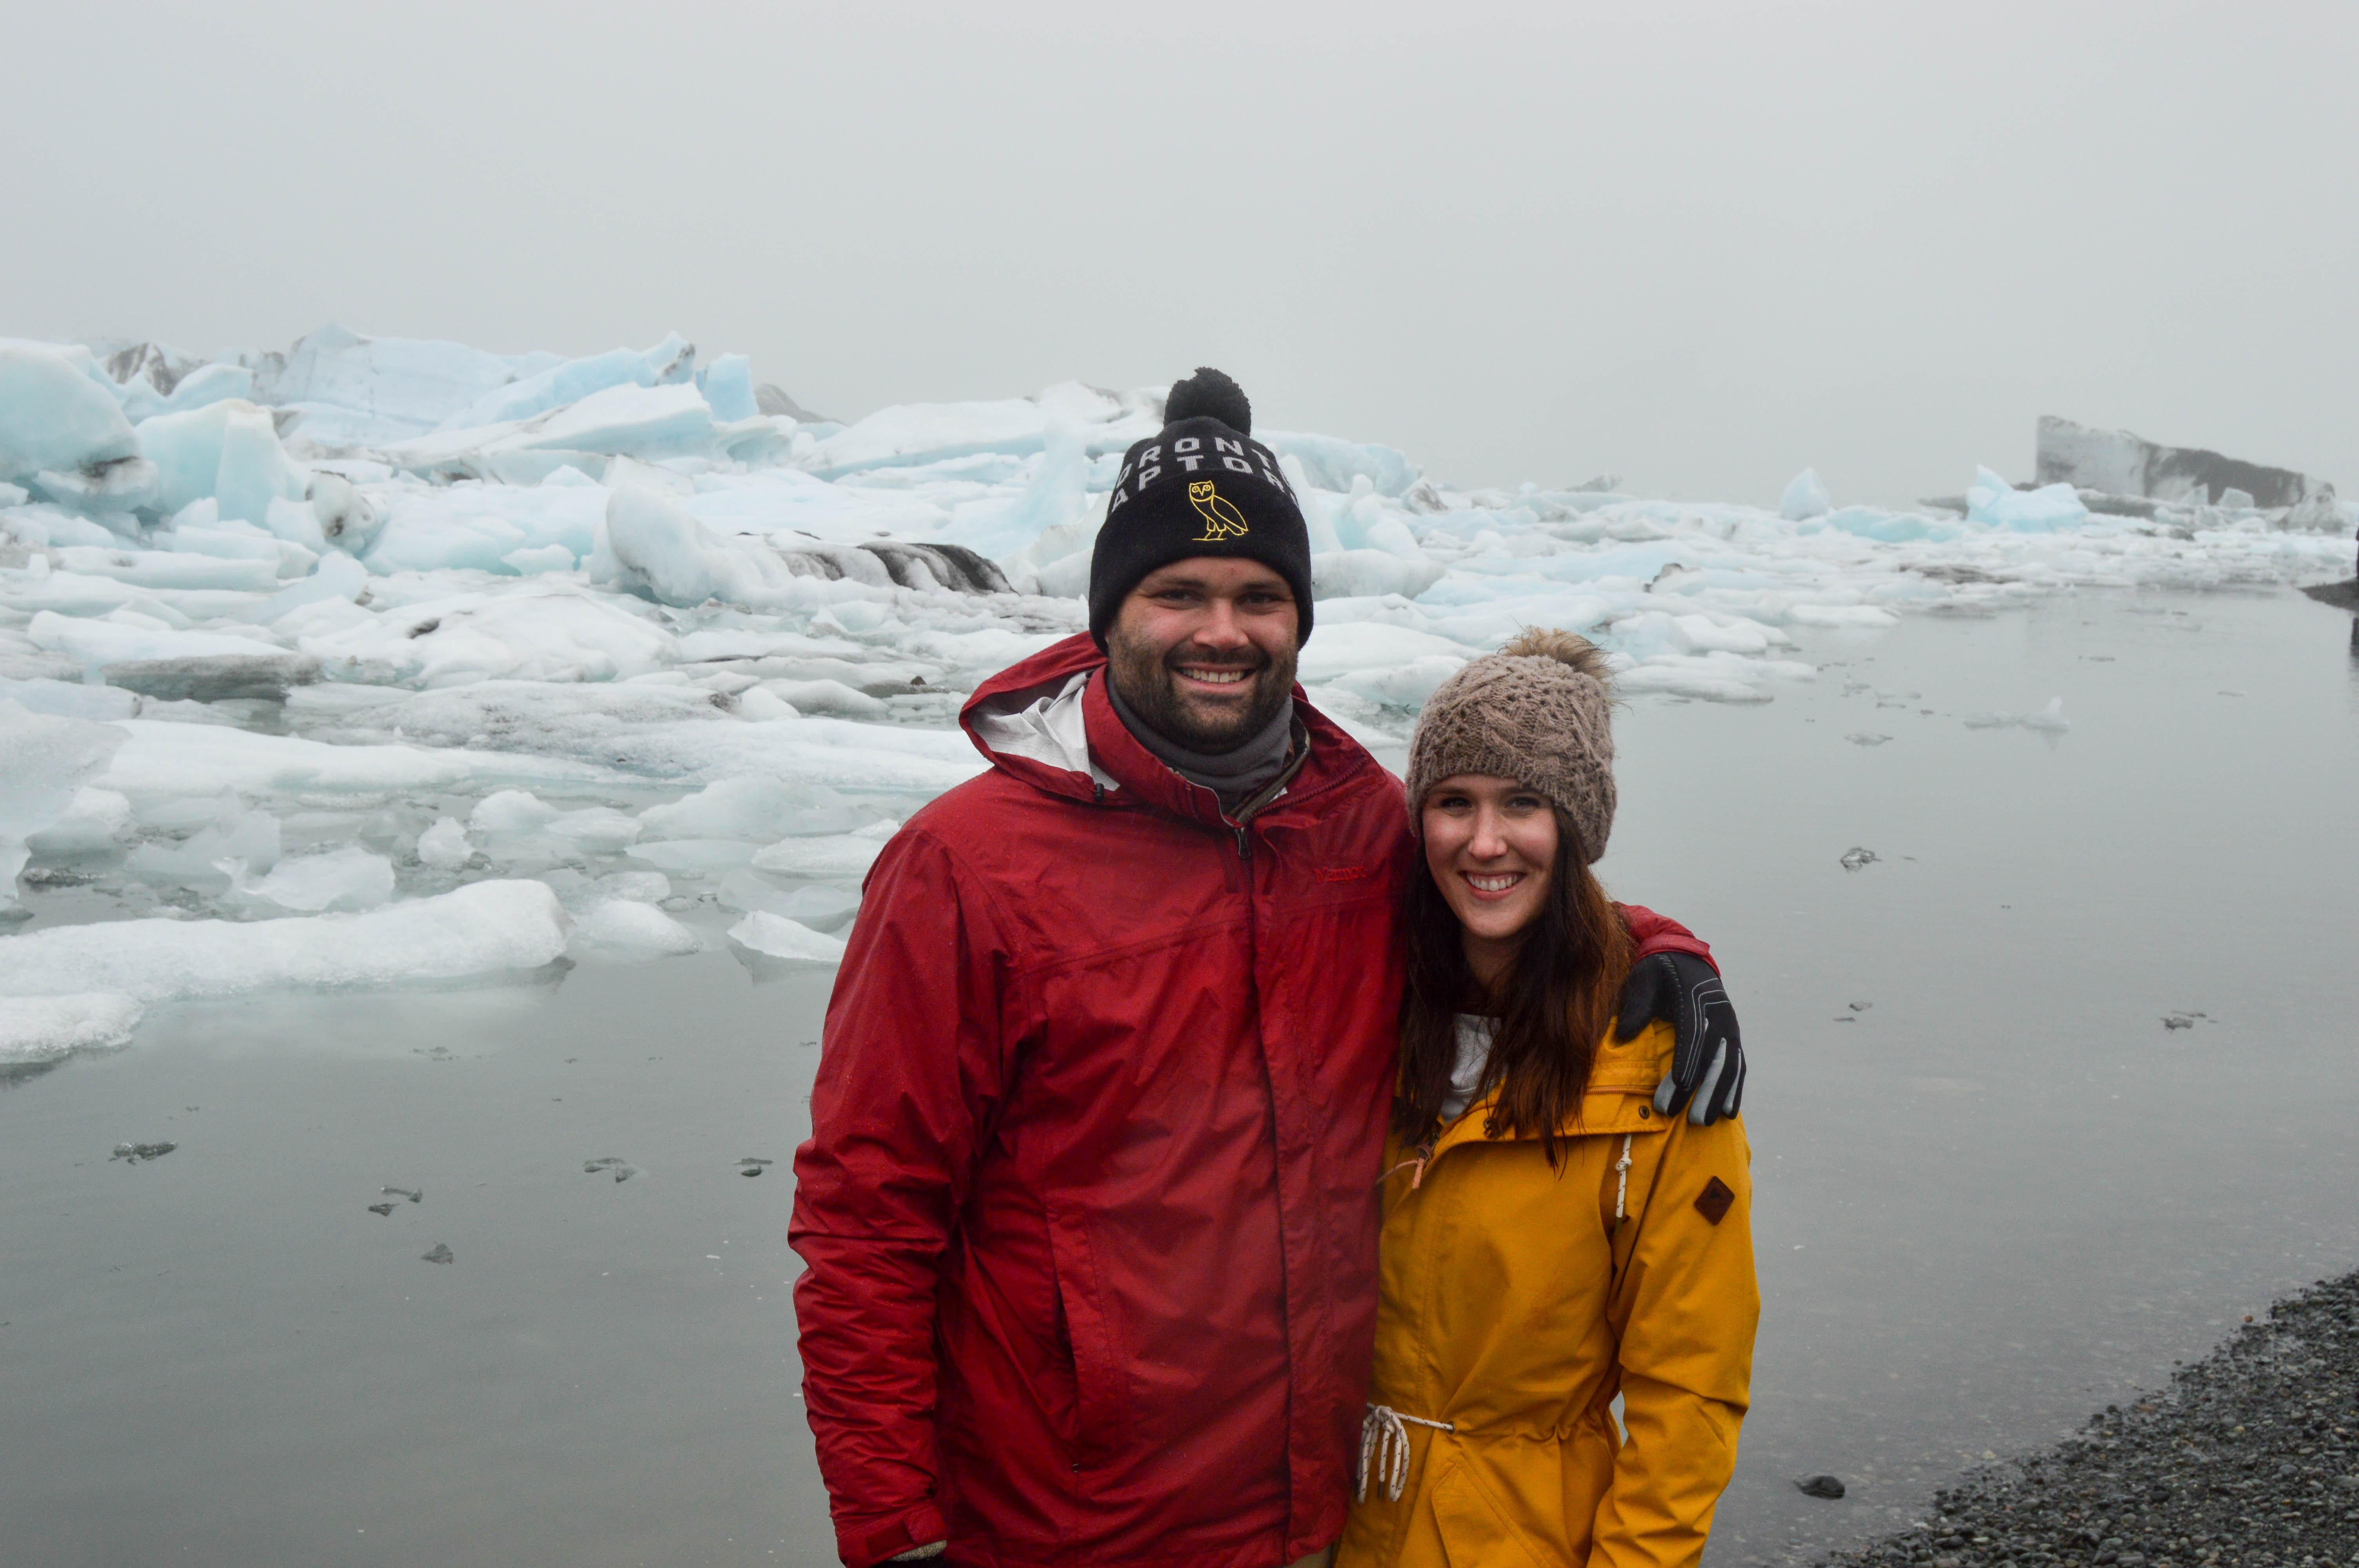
[791, 633, 1711, 1568]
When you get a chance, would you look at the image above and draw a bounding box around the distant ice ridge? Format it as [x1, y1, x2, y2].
[2, 322, 2353, 1053]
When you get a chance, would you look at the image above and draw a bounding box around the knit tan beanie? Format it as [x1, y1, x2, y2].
[1404, 628, 1618, 863]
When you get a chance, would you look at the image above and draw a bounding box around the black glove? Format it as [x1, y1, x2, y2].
[1613, 951, 1745, 1125]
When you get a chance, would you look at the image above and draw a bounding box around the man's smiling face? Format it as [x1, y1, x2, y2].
[1106, 558, 1299, 753]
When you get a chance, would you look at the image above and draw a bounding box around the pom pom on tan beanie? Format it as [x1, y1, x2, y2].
[1404, 628, 1618, 863]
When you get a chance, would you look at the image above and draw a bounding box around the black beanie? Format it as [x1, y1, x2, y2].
[1088, 368, 1315, 647]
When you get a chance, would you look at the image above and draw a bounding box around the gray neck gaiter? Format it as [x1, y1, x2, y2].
[1105, 672, 1297, 812]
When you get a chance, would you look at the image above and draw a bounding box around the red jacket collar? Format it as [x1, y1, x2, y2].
[960, 632, 1385, 826]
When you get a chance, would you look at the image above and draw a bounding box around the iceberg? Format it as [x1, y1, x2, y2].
[1966, 466, 2090, 532]
[0, 699, 129, 906]
[0, 879, 571, 1002]
[1780, 468, 1832, 522]
[727, 909, 848, 964]
[3, 319, 2354, 999]
[137, 399, 309, 523]
[0, 993, 145, 1062]
[260, 325, 520, 444]
[0, 343, 141, 485]
[227, 844, 399, 913]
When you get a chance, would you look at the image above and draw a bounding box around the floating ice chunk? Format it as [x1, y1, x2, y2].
[313, 681, 728, 765]
[472, 790, 558, 837]
[0, 879, 571, 1002]
[546, 807, 642, 853]
[598, 486, 799, 608]
[726, 909, 847, 964]
[416, 816, 473, 869]
[359, 482, 605, 576]
[27, 611, 287, 668]
[1610, 663, 1776, 704]
[627, 839, 758, 873]
[126, 792, 282, 889]
[760, 679, 885, 718]
[261, 325, 520, 443]
[502, 543, 576, 574]
[137, 399, 309, 524]
[0, 344, 140, 484]
[1780, 468, 1832, 522]
[31, 457, 159, 515]
[0, 676, 139, 721]
[937, 425, 1090, 566]
[748, 833, 887, 880]
[1963, 697, 2071, 732]
[1814, 507, 1957, 544]
[1311, 550, 1445, 602]
[804, 399, 1049, 478]
[737, 686, 798, 721]
[1966, 466, 2090, 532]
[568, 898, 699, 960]
[1296, 624, 1478, 686]
[2021, 697, 2071, 733]
[700, 354, 758, 423]
[310, 472, 381, 550]
[0, 993, 145, 1062]
[52, 544, 280, 592]
[262, 549, 372, 619]
[0, 699, 130, 906]
[103, 653, 322, 702]
[99, 722, 625, 809]
[435, 346, 654, 430]
[1332, 656, 1469, 711]
[716, 869, 862, 930]
[1263, 432, 1419, 497]
[25, 786, 133, 857]
[149, 362, 253, 418]
[230, 844, 397, 912]
[296, 586, 681, 687]
[501, 382, 718, 461]
[638, 777, 855, 842]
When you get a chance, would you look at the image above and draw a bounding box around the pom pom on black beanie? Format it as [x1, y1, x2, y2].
[1088, 368, 1314, 647]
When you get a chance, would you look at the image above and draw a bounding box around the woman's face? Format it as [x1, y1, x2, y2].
[1421, 773, 1559, 975]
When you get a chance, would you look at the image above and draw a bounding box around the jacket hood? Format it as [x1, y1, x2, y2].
[960, 631, 1384, 826]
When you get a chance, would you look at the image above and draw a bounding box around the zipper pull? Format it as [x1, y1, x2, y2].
[1234, 822, 1252, 860]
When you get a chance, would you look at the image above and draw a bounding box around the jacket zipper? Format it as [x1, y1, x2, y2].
[1234, 822, 1252, 861]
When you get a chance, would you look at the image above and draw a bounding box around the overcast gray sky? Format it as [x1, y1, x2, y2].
[6, 1, 2354, 506]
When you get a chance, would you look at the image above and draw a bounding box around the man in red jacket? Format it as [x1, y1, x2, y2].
[791, 370, 1742, 1568]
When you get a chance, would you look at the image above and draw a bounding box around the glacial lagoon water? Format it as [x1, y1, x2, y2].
[3, 586, 2355, 1567]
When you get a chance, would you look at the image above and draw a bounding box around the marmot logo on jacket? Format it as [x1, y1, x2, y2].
[1188, 481, 1251, 543]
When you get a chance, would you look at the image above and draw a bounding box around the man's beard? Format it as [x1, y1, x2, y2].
[1106, 631, 1298, 754]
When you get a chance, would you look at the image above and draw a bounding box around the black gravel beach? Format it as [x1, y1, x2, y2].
[1819, 1272, 2359, 1568]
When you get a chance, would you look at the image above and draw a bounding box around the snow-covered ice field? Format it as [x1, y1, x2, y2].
[3, 326, 2357, 1566]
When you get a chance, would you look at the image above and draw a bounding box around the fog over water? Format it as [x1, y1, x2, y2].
[4, 2, 2355, 503]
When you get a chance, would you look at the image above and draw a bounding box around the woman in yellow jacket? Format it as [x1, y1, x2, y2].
[1337, 630, 1759, 1568]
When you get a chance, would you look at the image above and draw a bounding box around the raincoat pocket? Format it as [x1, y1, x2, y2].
[1430, 1454, 1563, 1568]
[1045, 1213, 1129, 1459]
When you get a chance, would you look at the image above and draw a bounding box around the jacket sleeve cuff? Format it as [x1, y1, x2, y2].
[840, 1503, 952, 1568]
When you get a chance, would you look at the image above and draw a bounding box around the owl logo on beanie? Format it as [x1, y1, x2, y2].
[1187, 481, 1251, 543]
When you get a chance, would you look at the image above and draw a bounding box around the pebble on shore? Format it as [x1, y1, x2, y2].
[1819, 1272, 2359, 1568]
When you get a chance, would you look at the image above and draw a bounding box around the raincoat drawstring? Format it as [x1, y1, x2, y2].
[1358, 1404, 1456, 1501]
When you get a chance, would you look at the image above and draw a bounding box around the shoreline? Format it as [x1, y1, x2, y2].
[1816, 1271, 2359, 1568]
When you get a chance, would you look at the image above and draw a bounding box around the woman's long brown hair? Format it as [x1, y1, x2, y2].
[1394, 804, 1635, 1159]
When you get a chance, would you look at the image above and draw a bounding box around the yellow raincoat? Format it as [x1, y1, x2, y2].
[1335, 1021, 1758, 1568]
